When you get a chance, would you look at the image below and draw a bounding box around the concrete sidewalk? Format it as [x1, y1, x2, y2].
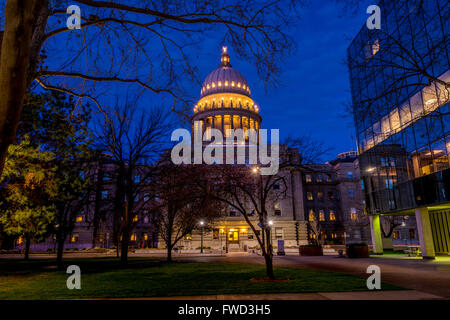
[121, 290, 443, 300]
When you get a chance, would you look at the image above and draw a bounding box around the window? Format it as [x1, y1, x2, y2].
[101, 191, 108, 200]
[273, 182, 280, 190]
[143, 216, 149, 224]
[305, 175, 312, 183]
[103, 174, 110, 182]
[317, 192, 324, 200]
[274, 203, 281, 216]
[184, 234, 192, 240]
[230, 209, 237, 217]
[307, 192, 314, 201]
[130, 233, 137, 241]
[316, 174, 322, 182]
[319, 210, 325, 221]
[409, 229, 416, 239]
[79, 171, 85, 180]
[329, 210, 336, 221]
[76, 216, 83, 223]
[331, 232, 337, 239]
[144, 193, 149, 202]
[275, 228, 283, 240]
[308, 209, 315, 221]
[134, 175, 140, 183]
[347, 171, 353, 179]
[71, 233, 79, 243]
[143, 233, 148, 241]
[328, 192, 334, 200]
[133, 215, 138, 222]
[393, 230, 400, 239]
[326, 174, 332, 182]
[213, 229, 219, 240]
[350, 208, 357, 221]
[348, 189, 355, 198]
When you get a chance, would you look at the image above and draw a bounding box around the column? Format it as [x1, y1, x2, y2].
[369, 215, 383, 254]
[415, 207, 435, 259]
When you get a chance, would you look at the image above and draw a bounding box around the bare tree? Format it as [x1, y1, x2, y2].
[95, 97, 173, 264]
[283, 134, 333, 163]
[152, 163, 224, 262]
[0, 0, 302, 177]
[211, 164, 288, 280]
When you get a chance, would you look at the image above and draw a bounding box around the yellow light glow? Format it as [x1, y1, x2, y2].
[229, 228, 235, 232]
[241, 228, 247, 233]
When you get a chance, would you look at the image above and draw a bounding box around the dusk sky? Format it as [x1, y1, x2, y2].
[190, 0, 373, 160]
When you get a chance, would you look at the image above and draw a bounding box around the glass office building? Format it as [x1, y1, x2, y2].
[348, 0, 449, 257]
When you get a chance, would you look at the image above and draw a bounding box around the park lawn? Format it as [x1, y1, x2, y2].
[0, 257, 403, 299]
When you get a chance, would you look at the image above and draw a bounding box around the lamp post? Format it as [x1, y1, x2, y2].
[200, 220, 204, 253]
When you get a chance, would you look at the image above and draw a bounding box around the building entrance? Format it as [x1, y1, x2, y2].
[228, 230, 239, 244]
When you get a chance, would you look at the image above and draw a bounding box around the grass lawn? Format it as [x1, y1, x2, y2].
[0, 257, 403, 299]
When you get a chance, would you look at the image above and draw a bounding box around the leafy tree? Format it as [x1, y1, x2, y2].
[0, 136, 55, 260]
[18, 91, 96, 268]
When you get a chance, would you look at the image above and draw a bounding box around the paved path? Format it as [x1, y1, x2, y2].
[179, 253, 450, 298]
[138, 290, 442, 300]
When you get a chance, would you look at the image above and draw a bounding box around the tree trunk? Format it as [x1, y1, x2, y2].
[0, 0, 48, 176]
[120, 231, 129, 265]
[24, 236, 31, 260]
[56, 237, 65, 270]
[167, 244, 173, 262]
[263, 253, 275, 280]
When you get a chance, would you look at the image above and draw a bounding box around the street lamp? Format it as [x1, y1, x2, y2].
[200, 220, 204, 254]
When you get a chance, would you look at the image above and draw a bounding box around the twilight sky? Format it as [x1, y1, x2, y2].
[190, 0, 373, 160]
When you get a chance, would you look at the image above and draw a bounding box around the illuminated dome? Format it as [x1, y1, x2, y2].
[192, 46, 261, 145]
[200, 47, 251, 98]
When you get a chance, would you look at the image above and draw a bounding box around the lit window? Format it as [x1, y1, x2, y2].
[274, 203, 281, 216]
[225, 81, 228, 86]
[308, 209, 315, 221]
[305, 175, 312, 183]
[101, 191, 108, 200]
[319, 210, 325, 221]
[317, 192, 323, 200]
[76, 216, 83, 223]
[393, 230, 400, 239]
[184, 234, 192, 240]
[133, 215, 138, 222]
[231, 81, 235, 87]
[329, 210, 336, 221]
[212, 82, 216, 88]
[307, 192, 313, 201]
[218, 81, 222, 87]
[143, 233, 148, 241]
[237, 82, 241, 88]
[316, 175, 322, 182]
[71, 233, 79, 243]
[130, 233, 137, 241]
[350, 208, 357, 221]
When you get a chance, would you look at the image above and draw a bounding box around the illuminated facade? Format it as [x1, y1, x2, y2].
[348, 0, 450, 257]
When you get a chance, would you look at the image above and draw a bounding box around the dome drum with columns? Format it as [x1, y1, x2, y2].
[191, 47, 261, 141]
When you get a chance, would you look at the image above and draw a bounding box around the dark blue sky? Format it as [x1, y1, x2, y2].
[191, 1, 373, 160]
